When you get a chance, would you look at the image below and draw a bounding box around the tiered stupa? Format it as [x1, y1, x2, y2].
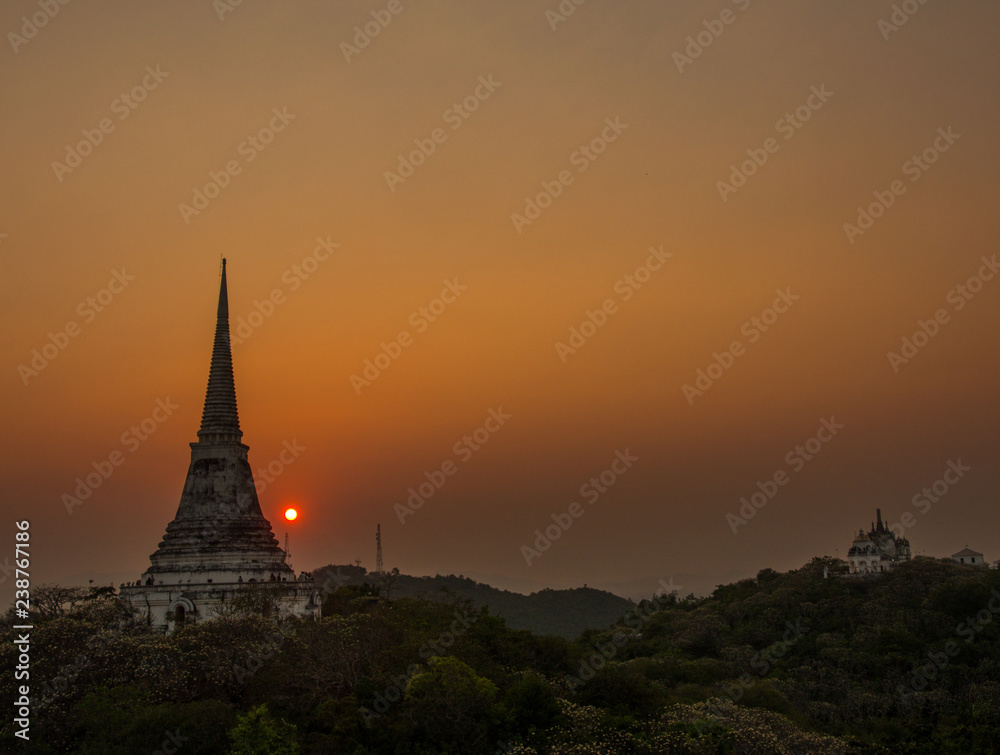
[121, 261, 319, 630]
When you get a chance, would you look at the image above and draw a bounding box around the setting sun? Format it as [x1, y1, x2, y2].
[284, 508, 298, 522]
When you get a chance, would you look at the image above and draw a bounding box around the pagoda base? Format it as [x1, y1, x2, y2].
[120, 577, 320, 633]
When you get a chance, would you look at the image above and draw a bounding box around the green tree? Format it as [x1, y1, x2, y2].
[403, 655, 499, 752]
[228, 704, 299, 755]
[503, 671, 562, 733]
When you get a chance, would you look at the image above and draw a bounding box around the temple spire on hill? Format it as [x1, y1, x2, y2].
[121, 261, 318, 631]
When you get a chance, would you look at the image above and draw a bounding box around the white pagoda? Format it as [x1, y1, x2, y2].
[120, 260, 320, 631]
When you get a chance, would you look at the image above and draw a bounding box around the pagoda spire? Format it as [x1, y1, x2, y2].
[196, 258, 243, 445]
[137, 258, 296, 592]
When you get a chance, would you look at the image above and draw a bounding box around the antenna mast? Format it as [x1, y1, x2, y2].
[375, 523, 383, 574]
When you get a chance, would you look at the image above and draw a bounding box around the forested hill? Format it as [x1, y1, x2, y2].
[564, 555, 1000, 752]
[9, 557, 1000, 752]
[311, 565, 635, 638]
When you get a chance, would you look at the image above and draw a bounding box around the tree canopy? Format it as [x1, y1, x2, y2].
[4, 557, 1000, 753]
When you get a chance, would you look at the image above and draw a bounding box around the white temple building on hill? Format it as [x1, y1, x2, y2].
[846, 508, 912, 575]
[952, 547, 985, 566]
[120, 261, 320, 631]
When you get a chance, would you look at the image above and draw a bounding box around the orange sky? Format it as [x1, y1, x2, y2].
[3, 1, 1000, 601]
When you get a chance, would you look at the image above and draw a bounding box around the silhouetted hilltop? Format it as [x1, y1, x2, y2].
[311, 565, 635, 638]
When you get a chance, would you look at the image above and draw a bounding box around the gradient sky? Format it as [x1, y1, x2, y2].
[3, 1, 1000, 604]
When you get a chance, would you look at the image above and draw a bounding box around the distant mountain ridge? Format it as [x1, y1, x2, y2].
[311, 565, 635, 639]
